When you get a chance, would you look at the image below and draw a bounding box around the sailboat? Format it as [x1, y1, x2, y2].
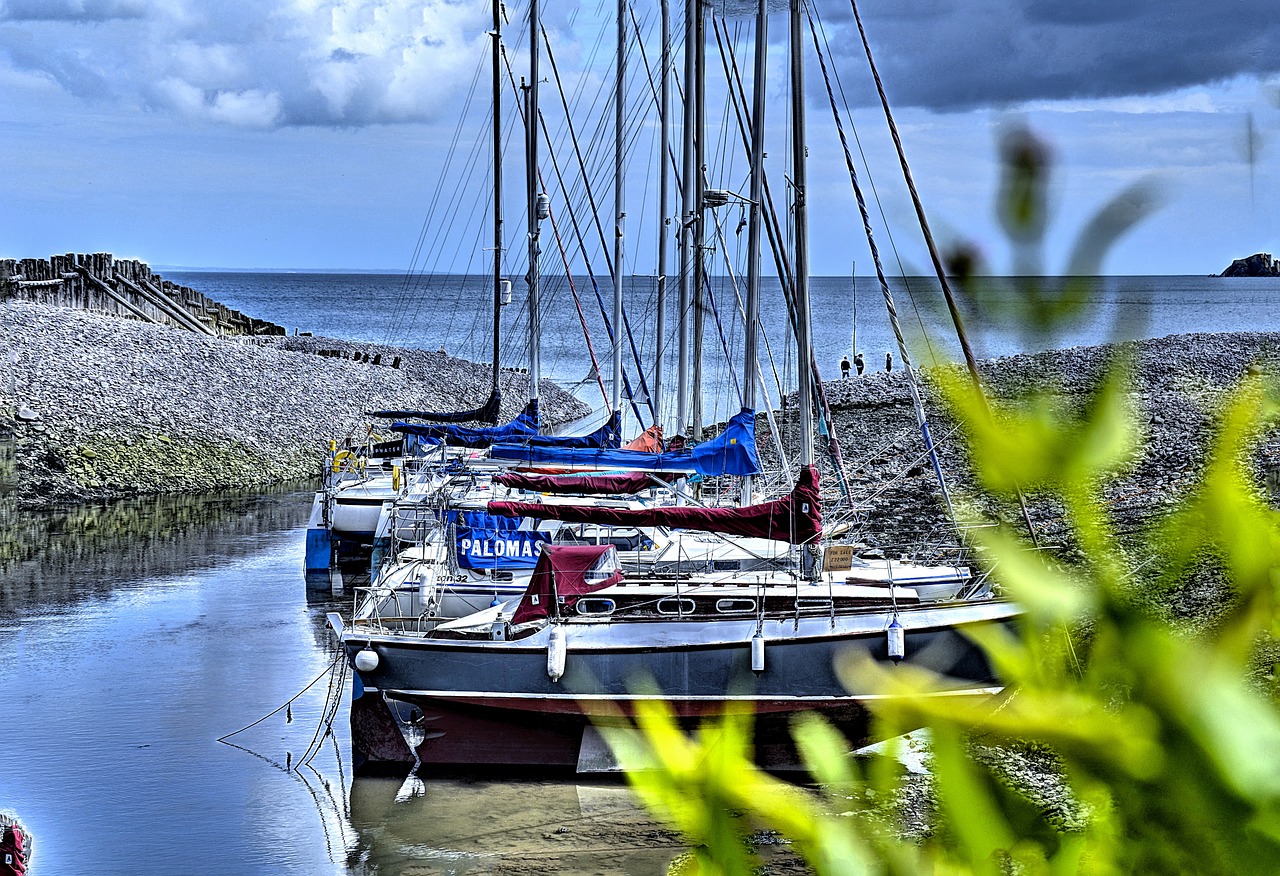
[328, 0, 1017, 773]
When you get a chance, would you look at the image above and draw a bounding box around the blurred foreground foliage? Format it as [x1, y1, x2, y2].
[601, 127, 1280, 873]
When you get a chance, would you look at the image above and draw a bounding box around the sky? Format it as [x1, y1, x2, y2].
[0, 0, 1277, 276]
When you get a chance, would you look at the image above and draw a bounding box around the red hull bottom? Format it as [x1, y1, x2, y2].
[350, 689, 875, 774]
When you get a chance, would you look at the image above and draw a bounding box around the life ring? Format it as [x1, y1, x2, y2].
[332, 450, 358, 473]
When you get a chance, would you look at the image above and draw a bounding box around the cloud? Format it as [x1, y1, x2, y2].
[815, 0, 1280, 111]
[0, 0, 492, 127]
[1, 0, 1278, 131]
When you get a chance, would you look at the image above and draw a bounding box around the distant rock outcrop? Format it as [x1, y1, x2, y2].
[1218, 252, 1280, 277]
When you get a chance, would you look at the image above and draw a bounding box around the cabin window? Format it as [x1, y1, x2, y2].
[657, 597, 697, 616]
[715, 598, 756, 614]
[576, 598, 616, 616]
[797, 598, 833, 610]
[712, 559, 742, 572]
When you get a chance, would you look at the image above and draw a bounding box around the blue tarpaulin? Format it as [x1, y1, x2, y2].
[488, 408, 761, 477]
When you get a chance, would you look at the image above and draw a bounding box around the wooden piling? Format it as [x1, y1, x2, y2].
[1, 253, 285, 336]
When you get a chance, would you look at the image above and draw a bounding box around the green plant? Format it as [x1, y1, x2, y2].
[601, 128, 1280, 874]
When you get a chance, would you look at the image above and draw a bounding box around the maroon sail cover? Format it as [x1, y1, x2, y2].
[493, 470, 660, 496]
[490, 465, 822, 545]
[510, 544, 625, 626]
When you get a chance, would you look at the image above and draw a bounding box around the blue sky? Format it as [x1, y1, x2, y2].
[0, 0, 1276, 276]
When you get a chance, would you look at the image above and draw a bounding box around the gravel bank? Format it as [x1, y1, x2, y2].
[763, 331, 1280, 564]
[0, 301, 589, 507]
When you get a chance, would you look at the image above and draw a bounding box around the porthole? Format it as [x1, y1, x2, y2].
[657, 597, 697, 616]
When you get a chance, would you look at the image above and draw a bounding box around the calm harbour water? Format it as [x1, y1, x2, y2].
[6, 272, 1280, 873]
[0, 489, 694, 875]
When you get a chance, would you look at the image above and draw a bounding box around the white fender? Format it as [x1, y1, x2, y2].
[547, 625, 567, 682]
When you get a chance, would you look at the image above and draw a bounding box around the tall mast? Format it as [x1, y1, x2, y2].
[611, 0, 627, 415]
[791, 0, 812, 469]
[676, 0, 698, 435]
[689, 0, 707, 439]
[525, 0, 542, 403]
[654, 0, 671, 430]
[740, 0, 767, 504]
[490, 0, 503, 400]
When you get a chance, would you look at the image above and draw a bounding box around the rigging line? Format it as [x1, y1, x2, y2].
[713, 13, 853, 501]
[384, 42, 488, 334]
[805, 3, 957, 531]
[387, 44, 495, 344]
[502, 36, 646, 425]
[845, 0, 1042, 549]
[708, 209, 793, 485]
[808, 3, 939, 370]
[542, 23, 657, 422]
[700, 257, 744, 409]
[845, 0, 976, 382]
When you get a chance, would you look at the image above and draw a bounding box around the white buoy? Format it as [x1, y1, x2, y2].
[355, 648, 380, 672]
[500, 278, 513, 306]
[887, 618, 905, 662]
[536, 192, 551, 220]
[547, 625, 567, 682]
[751, 633, 766, 672]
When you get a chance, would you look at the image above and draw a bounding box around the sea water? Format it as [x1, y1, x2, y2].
[0, 490, 697, 875]
[168, 271, 1280, 408]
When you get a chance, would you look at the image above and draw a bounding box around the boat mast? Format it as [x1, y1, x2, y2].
[791, 0, 813, 470]
[676, 0, 698, 436]
[611, 0, 627, 415]
[525, 0, 542, 404]
[740, 0, 767, 504]
[654, 0, 671, 431]
[491, 0, 503, 402]
[690, 0, 707, 440]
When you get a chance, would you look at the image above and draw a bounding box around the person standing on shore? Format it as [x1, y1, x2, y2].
[855, 352, 864, 376]
[885, 352, 893, 372]
[840, 356, 851, 379]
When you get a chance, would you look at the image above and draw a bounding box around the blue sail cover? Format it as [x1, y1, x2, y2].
[393, 400, 539, 450]
[489, 408, 762, 477]
[447, 509, 551, 570]
[506, 410, 622, 450]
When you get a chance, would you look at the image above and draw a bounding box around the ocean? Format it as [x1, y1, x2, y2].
[167, 271, 1280, 412]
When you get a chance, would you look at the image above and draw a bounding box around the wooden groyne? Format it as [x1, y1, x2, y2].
[0, 252, 284, 337]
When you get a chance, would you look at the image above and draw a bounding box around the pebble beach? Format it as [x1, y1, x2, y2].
[0, 300, 590, 507]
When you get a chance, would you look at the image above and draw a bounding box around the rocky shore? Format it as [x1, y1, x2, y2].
[0, 301, 589, 507]
[5, 297, 1280, 543]
[765, 330, 1280, 567]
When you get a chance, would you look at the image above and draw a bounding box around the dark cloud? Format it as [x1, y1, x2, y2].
[811, 0, 1280, 110]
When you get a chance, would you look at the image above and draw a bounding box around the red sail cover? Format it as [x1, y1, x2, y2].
[493, 470, 660, 496]
[510, 544, 624, 626]
[623, 424, 663, 452]
[490, 465, 822, 545]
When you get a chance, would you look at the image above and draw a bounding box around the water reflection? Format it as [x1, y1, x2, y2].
[0, 483, 314, 613]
